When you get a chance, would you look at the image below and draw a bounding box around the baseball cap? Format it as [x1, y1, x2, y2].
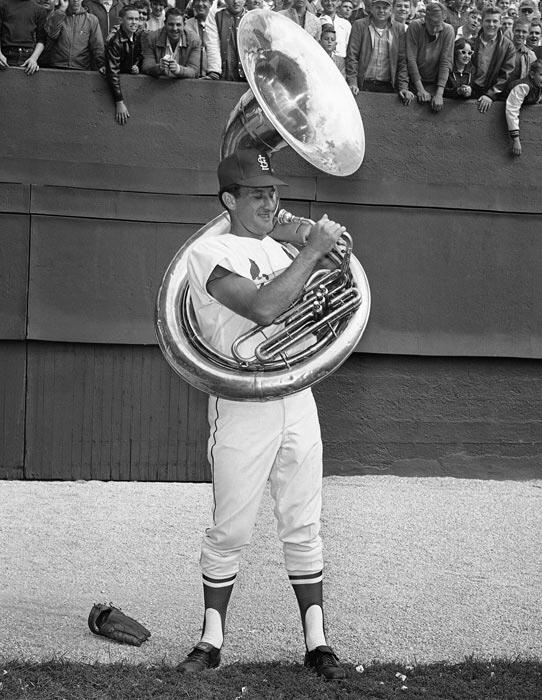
[217, 149, 287, 190]
[372, 0, 392, 5]
[519, 0, 536, 8]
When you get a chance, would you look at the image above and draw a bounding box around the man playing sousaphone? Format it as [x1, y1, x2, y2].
[178, 147, 348, 680]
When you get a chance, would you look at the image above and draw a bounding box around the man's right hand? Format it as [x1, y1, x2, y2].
[115, 100, 130, 125]
[349, 84, 360, 96]
[417, 87, 431, 103]
[0, 52, 8, 69]
[305, 214, 346, 257]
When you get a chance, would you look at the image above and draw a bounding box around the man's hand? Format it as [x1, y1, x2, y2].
[349, 84, 360, 96]
[99, 65, 106, 75]
[417, 87, 431, 103]
[159, 56, 171, 74]
[168, 60, 181, 76]
[203, 71, 220, 80]
[130, 64, 139, 74]
[115, 100, 130, 125]
[477, 95, 492, 113]
[399, 88, 414, 106]
[512, 137, 522, 157]
[431, 93, 443, 112]
[0, 52, 9, 69]
[305, 214, 346, 257]
[21, 57, 39, 75]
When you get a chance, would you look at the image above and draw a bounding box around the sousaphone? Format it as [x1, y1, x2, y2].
[155, 9, 370, 401]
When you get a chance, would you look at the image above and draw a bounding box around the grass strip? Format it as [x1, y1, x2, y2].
[1, 656, 541, 699]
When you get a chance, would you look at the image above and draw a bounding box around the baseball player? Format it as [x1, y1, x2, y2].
[179, 147, 347, 680]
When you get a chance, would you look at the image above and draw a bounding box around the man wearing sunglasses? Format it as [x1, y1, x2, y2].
[471, 6, 515, 112]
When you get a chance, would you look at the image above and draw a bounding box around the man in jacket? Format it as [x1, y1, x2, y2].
[185, 0, 210, 77]
[204, 0, 246, 81]
[279, 0, 322, 42]
[105, 4, 142, 124]
[346, 0, 413, 103]
[84, 0, 129, 41]
[0, 0, 47, 74]
[471, 6, 515, 112]
[44, 0, 105, 70]
[141, 5, 200, 78]
[406, 1, 455, 111]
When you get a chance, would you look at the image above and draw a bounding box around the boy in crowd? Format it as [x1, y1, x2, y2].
[105, 4, 142, 124]
[405, 1, 454, 111]
[320, 22, 345, 74]
[471, 5, 515, 111]
[43, 0, 105, 70]
[456, 8, 482, 42]
[507, 16, 537, 86]
[320, 0, 352, 75]
[500, 13, 514, 39]
[147, 0, 166, 30]
[505, 57, 542, 155]
[346, 0, 412, 101]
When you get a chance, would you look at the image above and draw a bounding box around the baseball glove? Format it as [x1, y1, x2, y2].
[88, 603, 151, 646]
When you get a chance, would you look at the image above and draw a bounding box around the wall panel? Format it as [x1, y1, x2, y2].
[24, 342, 208, 481]
[0, 342, 26, 479]
[0, 213, 30, 340]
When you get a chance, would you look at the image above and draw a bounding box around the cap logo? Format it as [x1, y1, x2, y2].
[257, 154, 270, 171]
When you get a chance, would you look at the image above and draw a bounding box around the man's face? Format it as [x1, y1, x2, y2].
[232, 187, 278, 238]
[320, 30, 337, 53]
[292, 0, 306, 10]
[321, 0, 339, 15]
[165, 13, 183, 42]
[528, 23, 542, 46]
[371, 0, 392, 22]
[530, 66, 542, 85]
[481, 12, 501, 39]
[513, 22, 530, 46]
[150, 0, 166, 17]
[225, 0, 246, 14]
[519, 5, 536, 21]
[193, 0, 211, 19]
[138, 7, 149, 25]
[467, 11, 481, 31]
[69, 0, 83, 12]
[497, 0, 510, 10]
[339, 0, 354, 18]
[425, 9, 444, 34]
[394, 0, 411, 20]
[122, 9, 140, 34]
[501, 15, 513, 33]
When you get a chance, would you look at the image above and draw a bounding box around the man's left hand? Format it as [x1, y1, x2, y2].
[22, 57, 39, 75]
[131, 64, 139, 74]
[431, 93, 443, 112]
[399, 88, 414, 106]
[168, 60, 181, 76]
[477, 95, 492, 113]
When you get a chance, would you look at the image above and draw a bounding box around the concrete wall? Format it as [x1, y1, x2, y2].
[1, 68, 541, 479]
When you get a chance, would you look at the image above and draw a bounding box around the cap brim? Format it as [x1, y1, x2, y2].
[236, 174, 288, 187]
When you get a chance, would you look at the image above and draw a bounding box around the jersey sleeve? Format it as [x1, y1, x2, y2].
[505, 83, 530, 136]
[187, 236, 252, 301]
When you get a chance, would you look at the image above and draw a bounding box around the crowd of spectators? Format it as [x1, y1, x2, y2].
[0, 0, 540, 152]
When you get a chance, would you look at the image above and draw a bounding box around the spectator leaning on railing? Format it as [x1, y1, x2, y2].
[405, 1, 454, 111]
[204, 0, 247, 81]
[470, 6, 515, 112]
[346, 0, 414, 103]
[141, 5, 200, 77]
[505, 57, 542, 155]
[0, 0, 48, 74]
[184, 0, 210, 77]
[43, 0, 105, 70]
[105, 4, 142, 124]
[507, 16, 537, 87]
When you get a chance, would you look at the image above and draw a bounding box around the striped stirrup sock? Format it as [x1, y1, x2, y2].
[289, 570, 327, 651]
[200, 573, 236, 649]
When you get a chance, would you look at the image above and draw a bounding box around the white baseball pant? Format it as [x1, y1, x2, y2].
[200, 388, 323, 579]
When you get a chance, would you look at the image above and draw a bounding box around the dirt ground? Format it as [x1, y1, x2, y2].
[1, 476, 541, 667]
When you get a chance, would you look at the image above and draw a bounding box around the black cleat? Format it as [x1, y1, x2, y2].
[304, 645, 346, 681]
[178, 641, 221, 674]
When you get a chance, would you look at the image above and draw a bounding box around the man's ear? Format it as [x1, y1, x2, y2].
[222, 191, 237, 210]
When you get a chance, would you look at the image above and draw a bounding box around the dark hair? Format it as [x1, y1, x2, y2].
[132, 0, 151, 10]
[530, 18, 542, 28]
[165, 6, 183, 18]
[481, 6, 501, 18]
[321, 23, 336, 33]
[454, 37, 473, 53]
[119, 4, 139, 16]
[513, 16, 531, 27]
[531, 58, 542, 71]
[218, 184, 241, 210]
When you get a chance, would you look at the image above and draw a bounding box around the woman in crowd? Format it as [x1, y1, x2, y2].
[444, 37, 474, 98]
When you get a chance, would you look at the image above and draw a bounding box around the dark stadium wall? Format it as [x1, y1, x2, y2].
[1, 69, 541, 480]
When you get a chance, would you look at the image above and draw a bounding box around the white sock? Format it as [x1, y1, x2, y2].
[304, 604, 327, 651]
[200, 608, 223, 649]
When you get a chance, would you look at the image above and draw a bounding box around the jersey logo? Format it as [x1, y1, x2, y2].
[249, 258, 270, 287]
